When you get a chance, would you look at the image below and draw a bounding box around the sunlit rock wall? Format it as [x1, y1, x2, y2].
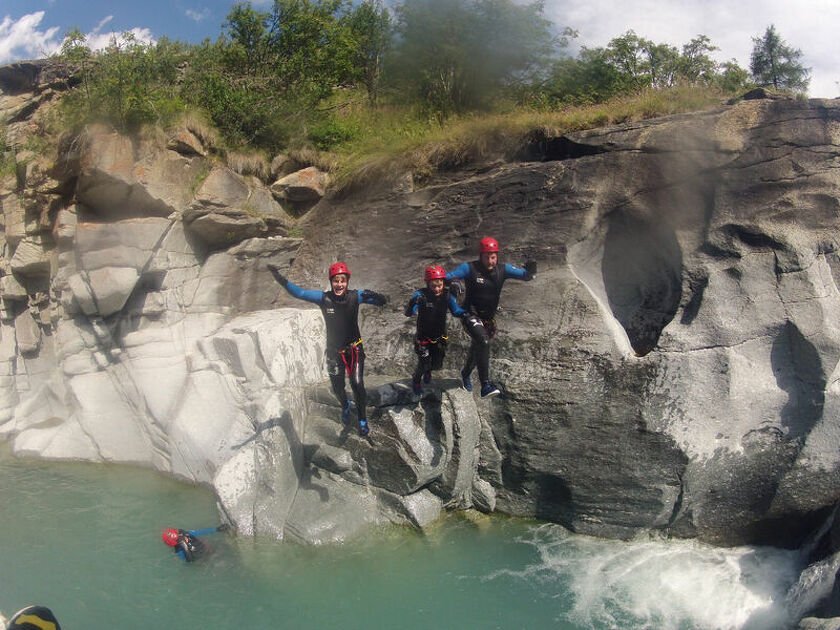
[2, 60, 840, 549]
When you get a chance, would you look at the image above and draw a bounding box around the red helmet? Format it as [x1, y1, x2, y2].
[162, 528, 180, 546]
[424, 265, 446, 281]
[329, 262, 351, 279]
[479, 237, 499, 253]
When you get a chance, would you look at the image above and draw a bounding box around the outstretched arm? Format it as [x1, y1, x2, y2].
[267, 264, 322, 304]
[504, 262, 536, 281]
[187, 527, 222, 537]
[360, 289, 389, 306]
[445, 262, 471, 282]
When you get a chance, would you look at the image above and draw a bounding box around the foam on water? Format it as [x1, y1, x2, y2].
[500, 524, 804, 630]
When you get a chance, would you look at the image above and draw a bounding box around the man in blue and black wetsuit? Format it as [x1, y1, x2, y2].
[446, 237, 536, 398]
[267, 262, 388, 436]
[162, 525, 228, 562]
[405, 265, 467, 394]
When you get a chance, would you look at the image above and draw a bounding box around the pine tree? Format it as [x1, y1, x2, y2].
[749, 25, 810, 92]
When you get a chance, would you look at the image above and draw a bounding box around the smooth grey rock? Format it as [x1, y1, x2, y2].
[14, 309, 40, 355]
[1, 273, 27, 301]
[9, 237, 50, 277]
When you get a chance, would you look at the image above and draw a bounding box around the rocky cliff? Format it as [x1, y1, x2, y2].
[2, 60, 840, 574]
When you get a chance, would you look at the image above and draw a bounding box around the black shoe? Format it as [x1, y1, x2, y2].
[341, 400, 352, 425]
[480, 382, 501, 398]
[423, 371, 431, 384]
[412, 378, 422, 395]
[461, 369, 473, 392]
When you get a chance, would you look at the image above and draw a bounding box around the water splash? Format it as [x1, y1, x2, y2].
[495, 524, 803, 630]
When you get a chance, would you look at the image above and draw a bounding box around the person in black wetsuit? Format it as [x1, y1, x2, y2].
[404, 265, 467, 394]
[162, 525, 229, 562]
[446, 237, 536, 398]
[267, 262, 388, 436]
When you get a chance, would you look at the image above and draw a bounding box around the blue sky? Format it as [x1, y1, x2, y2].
[1, 0, 837, 97]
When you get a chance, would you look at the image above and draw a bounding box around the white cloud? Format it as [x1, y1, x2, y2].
[0, 11, 63, 64]
[186, 8, 211, 22]
[546, 0, 839, 97]
[80, 14, 155, 50]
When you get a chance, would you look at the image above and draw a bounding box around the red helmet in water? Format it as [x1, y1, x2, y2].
[162, 528, 180, 546]
[479, 237, 499, 253]
[329, 262, 351, 279]
[424, 265, 446, 281]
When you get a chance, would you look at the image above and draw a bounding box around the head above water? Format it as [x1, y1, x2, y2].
[162, 528, 180, 546]
[479, 237, 499, 270]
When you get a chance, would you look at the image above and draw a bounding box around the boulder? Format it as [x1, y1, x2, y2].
[271, 166, 329, 202]
[183, 167, 288, 249]
[167, 128, 205, 156]
[75, 127, 204, 219]
[9, 236, 50, 277]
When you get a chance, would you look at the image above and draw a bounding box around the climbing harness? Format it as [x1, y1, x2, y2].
[339, 339, 363, 375]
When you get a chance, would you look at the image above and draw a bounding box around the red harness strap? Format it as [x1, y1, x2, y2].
[417, 335, 449, 346]
[339, 339, 363, 375]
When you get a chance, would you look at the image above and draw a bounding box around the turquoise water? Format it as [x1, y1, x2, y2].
[0, 453, 804, 630]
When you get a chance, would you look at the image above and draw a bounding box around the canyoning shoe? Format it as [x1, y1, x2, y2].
[412, 378, 422, 395]
[423, 371, 431, 384]
[358, 418, 370, 437]
[461, 370, 473, 393]
[341, 400, 352, 425]
[480, 382, 501, 398]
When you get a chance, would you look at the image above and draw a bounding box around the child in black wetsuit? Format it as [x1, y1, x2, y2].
[404, 265, 466, 394]
[268, 262, 388, 436]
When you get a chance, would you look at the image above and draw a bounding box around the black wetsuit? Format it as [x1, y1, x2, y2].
[404, 287, 466, 382]
[173, 529, 210, 562]
[447, 260, 530, 385]
[281, 281, 386, 419]
[320, 289, 367, 412]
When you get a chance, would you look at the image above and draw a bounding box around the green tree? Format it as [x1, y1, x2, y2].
[678, 35, 719, 84]
[603, 31, 653, 90]
[535, 46, 625, 107]
[749, 25, 810, 92]
[346, 0, 392, 106]
[715, 59, 751, 93]
[60, 31, 187, 132]
[269, 0, 356, 102]
[222, 3, 273, 75]
[390, 0, 561, 119]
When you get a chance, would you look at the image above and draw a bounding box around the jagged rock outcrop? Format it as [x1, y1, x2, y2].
[3, 60, 840, 563]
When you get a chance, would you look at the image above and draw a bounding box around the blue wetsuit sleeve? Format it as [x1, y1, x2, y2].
[284, 280, 323, 304]
[176, 549, 187, 561]
[504, 263, 529, 280]
[448, 294, 466, 317]
[187, 528, 218, 537]
[445, 262, 471, 282]
[405, 290, 422, 316]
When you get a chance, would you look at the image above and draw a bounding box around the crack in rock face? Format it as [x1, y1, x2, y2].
[601, 212, 683, 356]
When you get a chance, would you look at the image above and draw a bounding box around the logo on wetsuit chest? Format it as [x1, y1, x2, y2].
[325, 307, 335, 314]
[476, 277, 486, 284]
